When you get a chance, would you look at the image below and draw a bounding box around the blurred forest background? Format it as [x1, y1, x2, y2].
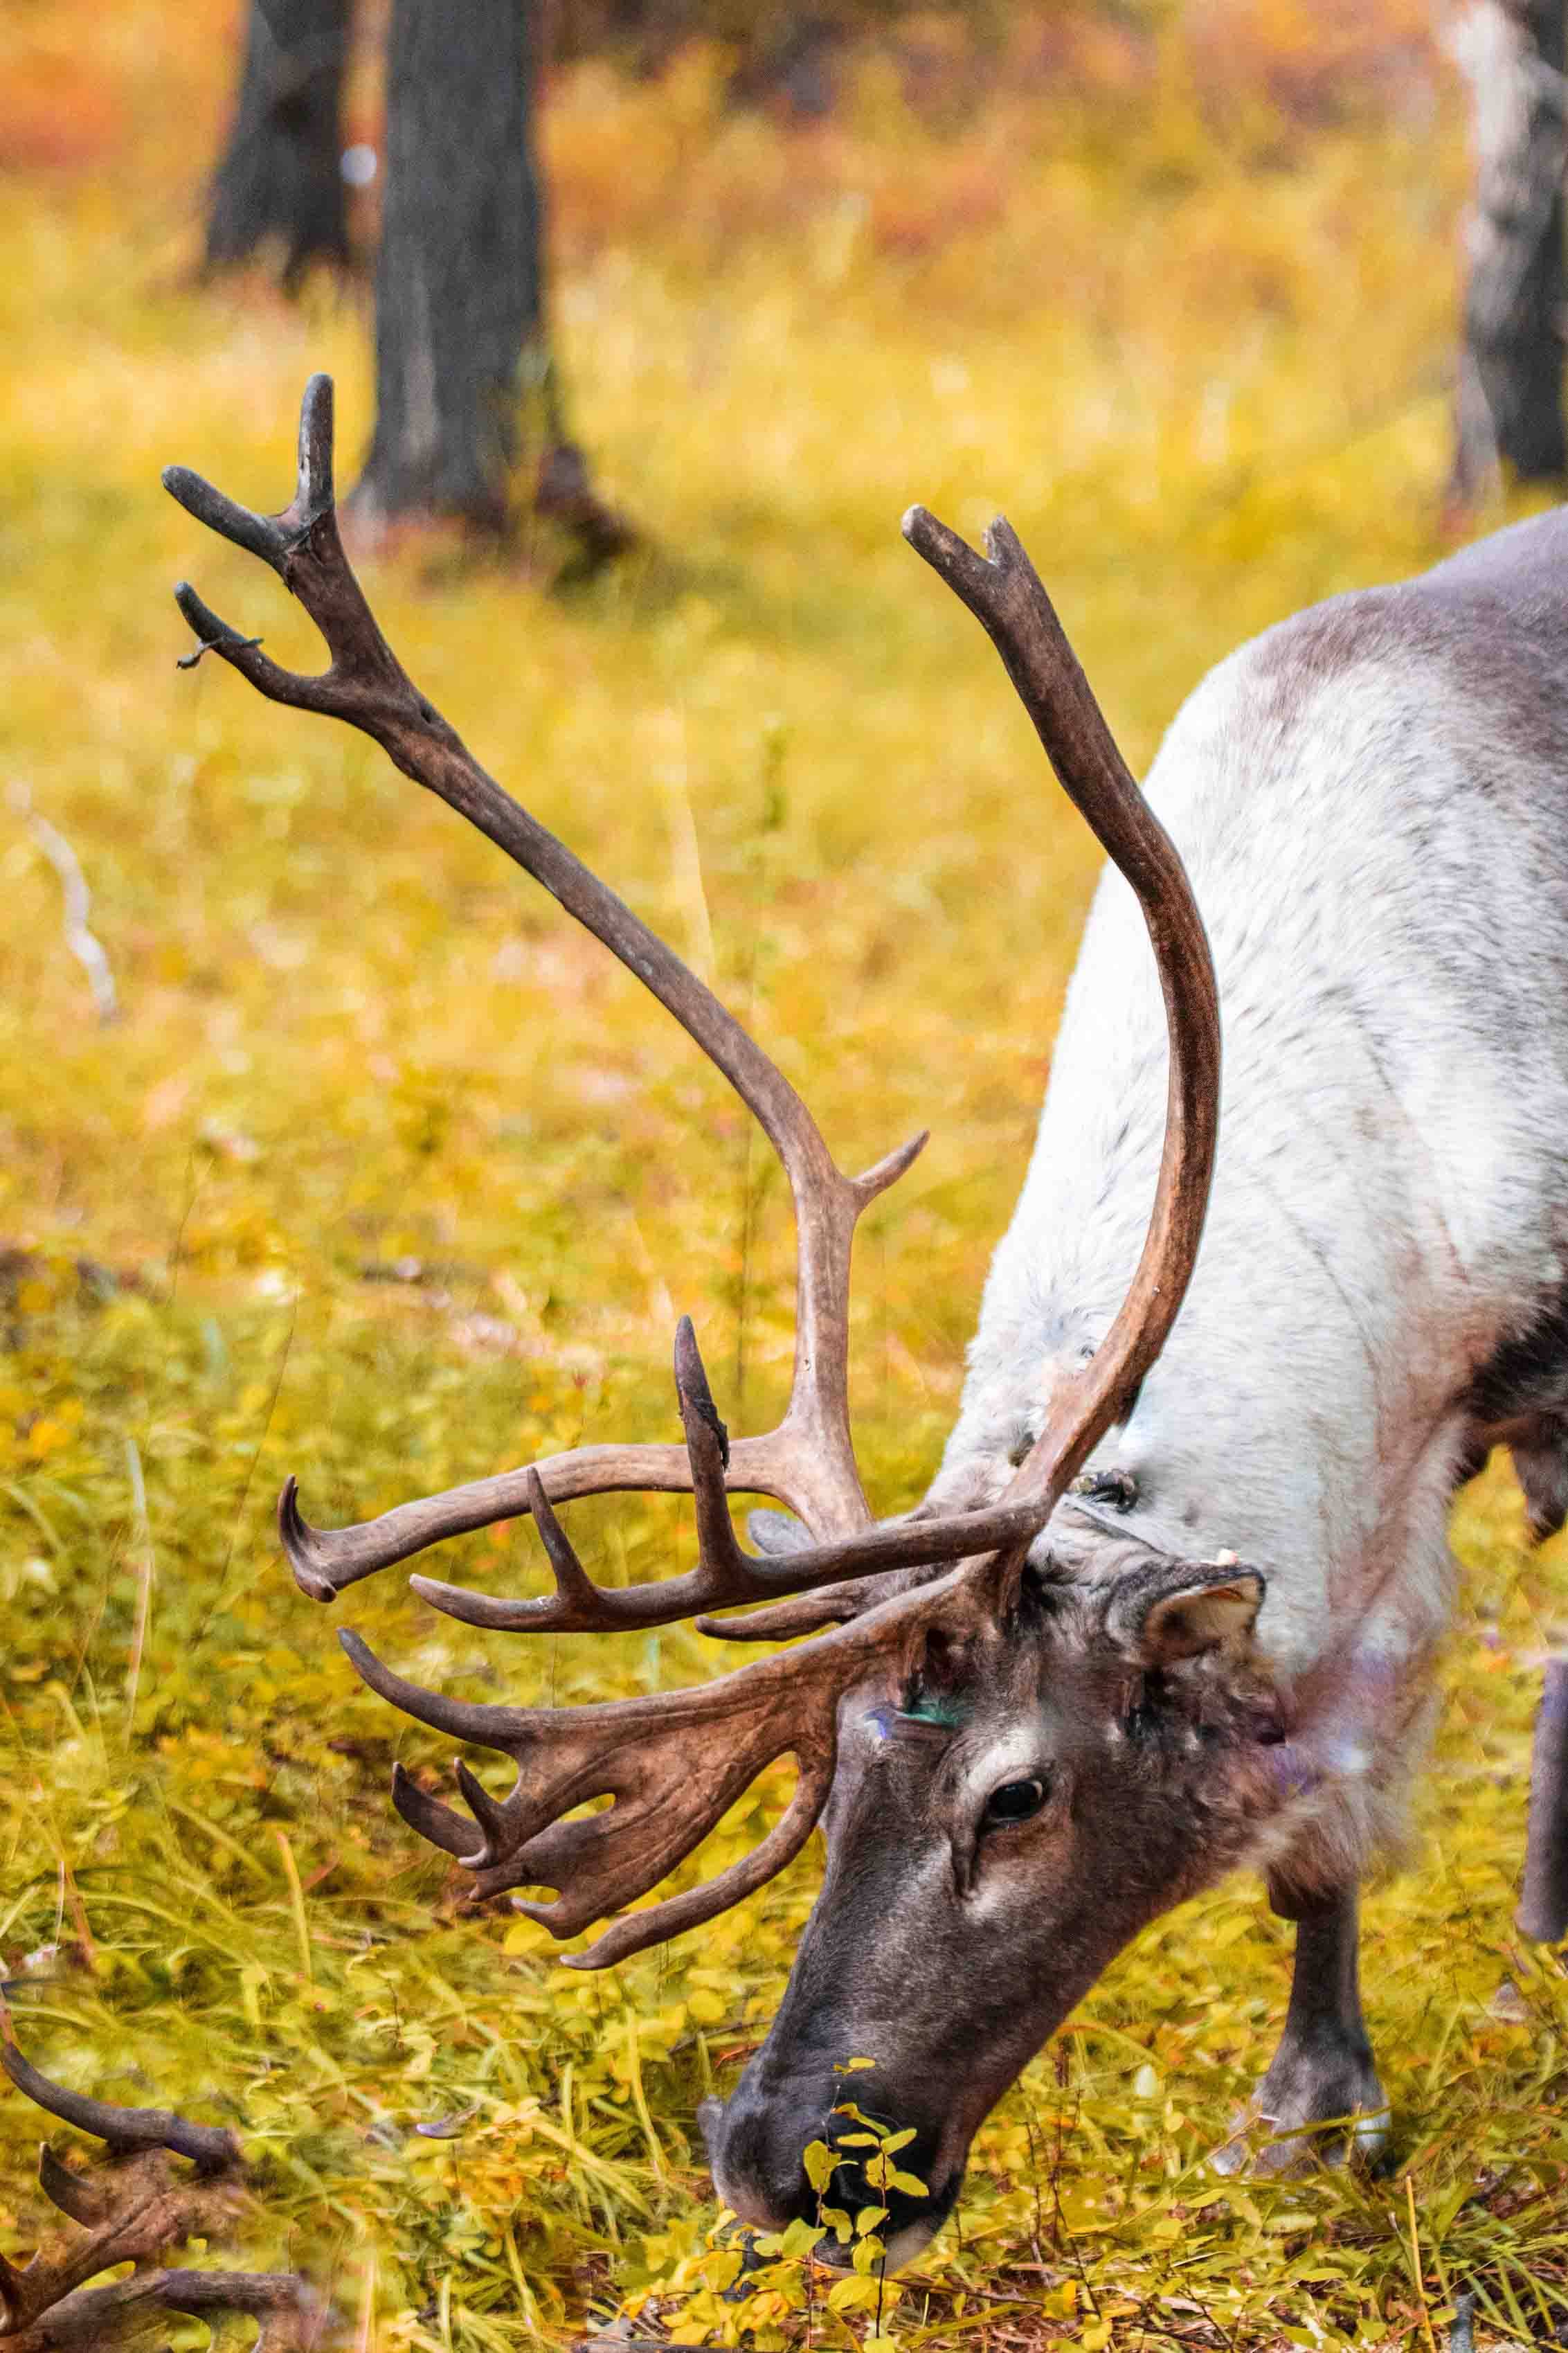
[3, 0, 1568, 2345]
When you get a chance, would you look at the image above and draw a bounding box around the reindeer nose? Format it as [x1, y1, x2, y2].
[701, 2086, 950, 2252]
[700, 2086, 815, 2230]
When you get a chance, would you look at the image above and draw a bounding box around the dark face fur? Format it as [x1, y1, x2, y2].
[702, 1559, 1283, 2266]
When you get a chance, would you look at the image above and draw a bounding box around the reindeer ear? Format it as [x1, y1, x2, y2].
[1104, 1559, 1265, 1667]
[1141, 1572, 1263, 1663]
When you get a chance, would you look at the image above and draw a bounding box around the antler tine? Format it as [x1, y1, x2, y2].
[168, 377, 929, 1611]
[1, 2038, 239, 2174]
[517, 1467, 601, 1618]
[37, 2146, 111, 2228]
[337, 1606, 860, 1965]
[407, 1321, 841, 1634]
[901, 508, 1220, 1528]
[280, 1449, 713, 1602]
[696, 1577, 881, 1643]
[390, 1760, 479, 1859]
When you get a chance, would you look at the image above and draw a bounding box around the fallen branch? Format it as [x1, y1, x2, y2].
[8, 783, 118, 1023]
[0, 2034, 330, 2350]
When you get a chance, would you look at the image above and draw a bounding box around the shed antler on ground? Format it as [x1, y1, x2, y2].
[163, 376, 1219, 1964]
[0, 2037, 324, 2350]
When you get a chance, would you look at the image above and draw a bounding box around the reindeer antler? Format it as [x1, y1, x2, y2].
[167, 373, 925, 1620]
[163, 380, 1219, 1961]
[0, 2037, 323, 2350]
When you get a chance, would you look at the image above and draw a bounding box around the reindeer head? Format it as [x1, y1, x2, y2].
[163, 381, 1239, 2262]
[703, 1551, 1284, 2259]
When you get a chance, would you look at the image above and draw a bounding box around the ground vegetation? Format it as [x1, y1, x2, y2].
[0, 2, 1564, 2345]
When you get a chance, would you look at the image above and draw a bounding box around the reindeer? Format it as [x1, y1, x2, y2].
[163, 379, 1568, 2268]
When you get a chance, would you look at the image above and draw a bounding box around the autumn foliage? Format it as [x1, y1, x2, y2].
[0, 1, 1565, 2346]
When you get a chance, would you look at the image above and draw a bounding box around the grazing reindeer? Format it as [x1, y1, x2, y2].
[165, 379, 1568, 2267]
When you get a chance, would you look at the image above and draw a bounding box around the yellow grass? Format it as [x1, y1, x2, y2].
[0, 3, 1565, 2344]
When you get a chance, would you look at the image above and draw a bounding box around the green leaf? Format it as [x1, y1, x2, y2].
[776, 2217, 824, 2258]
[827, 2274, 883, 2313]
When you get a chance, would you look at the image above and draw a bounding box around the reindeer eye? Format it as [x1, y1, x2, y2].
[983, 1775, 1047, 1828]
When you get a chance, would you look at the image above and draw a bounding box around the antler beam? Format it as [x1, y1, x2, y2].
[166, 374, 924, 1614]
[900, 506, 1220, 1526]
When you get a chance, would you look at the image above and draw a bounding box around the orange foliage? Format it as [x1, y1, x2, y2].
[2, 0, 233, 184]
[0, 52, 122, 175]
[1182, 0, 1438, 131]
[541, 5, 1444, 283]
[0, 0, 1444, 290]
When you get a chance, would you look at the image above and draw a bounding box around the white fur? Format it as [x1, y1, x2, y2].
[928, 518, 1568, 1883]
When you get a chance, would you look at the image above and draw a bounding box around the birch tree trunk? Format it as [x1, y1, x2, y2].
[1450, 0, 1568, 496]
[204, 0, 351, 287]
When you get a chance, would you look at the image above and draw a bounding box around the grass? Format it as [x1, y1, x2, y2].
[1, 1, 1566, 2344]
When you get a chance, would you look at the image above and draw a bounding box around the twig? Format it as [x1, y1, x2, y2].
[177, 629, 262, 670]
[9, 780, 118, 1022]
[123, 1438, 155, 1742]
[1406, 2173, 1439, 2353]
[192, 1285, 296, 1641]
[273, 1827, 314, 1985]
[354, 2251, 377, 2353]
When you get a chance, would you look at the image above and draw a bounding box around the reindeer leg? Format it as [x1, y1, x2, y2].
[1517, 1658, 1568, 1944]
[1213, 1884, 1389, 2175]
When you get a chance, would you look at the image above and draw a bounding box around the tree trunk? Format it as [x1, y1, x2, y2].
[352, 0, 545, 531]
[204, 0, 351, 287]
[1450, 0, 1567, 498]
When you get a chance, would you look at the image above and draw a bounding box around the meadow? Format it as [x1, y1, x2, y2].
[1, 1, 1567, 2343]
